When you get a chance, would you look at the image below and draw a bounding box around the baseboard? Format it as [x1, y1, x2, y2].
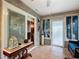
[28, 46, 38, 53]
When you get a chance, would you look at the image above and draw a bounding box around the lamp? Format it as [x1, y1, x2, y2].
[47, 0, 51, 7]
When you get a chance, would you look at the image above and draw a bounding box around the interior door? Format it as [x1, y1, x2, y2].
[51, 21, 64, 47]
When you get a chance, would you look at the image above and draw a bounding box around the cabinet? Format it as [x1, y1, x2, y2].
[66, 16, 78, 40]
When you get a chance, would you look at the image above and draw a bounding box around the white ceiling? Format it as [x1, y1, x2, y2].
[21, 0, 79, 16]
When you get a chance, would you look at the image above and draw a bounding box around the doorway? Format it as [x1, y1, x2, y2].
[51, 21, 64, 47]
[27, 19, 34, 44]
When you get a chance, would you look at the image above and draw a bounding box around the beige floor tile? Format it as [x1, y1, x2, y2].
[27, 46, 64, 59]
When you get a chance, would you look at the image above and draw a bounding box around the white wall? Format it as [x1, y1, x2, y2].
[1, 1, 40, 59]
[34, 18, 40, 46]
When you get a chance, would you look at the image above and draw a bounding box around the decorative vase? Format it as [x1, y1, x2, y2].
[24, 39, 28, 43]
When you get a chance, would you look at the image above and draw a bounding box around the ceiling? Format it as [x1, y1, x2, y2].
[21, 0, 79, 16]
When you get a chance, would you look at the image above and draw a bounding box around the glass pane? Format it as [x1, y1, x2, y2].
[66, 16, 71, 39]
[43, 19, 50, 38]
[52, 21, 63, 46]
[72, 16, 78, 40]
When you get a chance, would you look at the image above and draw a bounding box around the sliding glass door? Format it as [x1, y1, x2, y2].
[51, 21, 64, 47]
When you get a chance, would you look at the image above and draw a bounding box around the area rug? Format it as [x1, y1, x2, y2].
[64, 48, 78, 59]
[64, 48, 72, 58]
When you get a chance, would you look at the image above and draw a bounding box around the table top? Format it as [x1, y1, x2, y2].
[3, 42, 33, 55]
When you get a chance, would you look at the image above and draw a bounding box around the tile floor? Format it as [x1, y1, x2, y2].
[27, 46, 65, 59]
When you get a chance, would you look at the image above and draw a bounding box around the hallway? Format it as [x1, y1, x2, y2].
[27, 46, 64, 59]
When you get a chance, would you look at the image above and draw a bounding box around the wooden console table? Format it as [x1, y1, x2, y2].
[3, 42, 33, 59]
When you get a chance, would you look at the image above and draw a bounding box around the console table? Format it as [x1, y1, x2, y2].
[3, 42, 33, 59]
